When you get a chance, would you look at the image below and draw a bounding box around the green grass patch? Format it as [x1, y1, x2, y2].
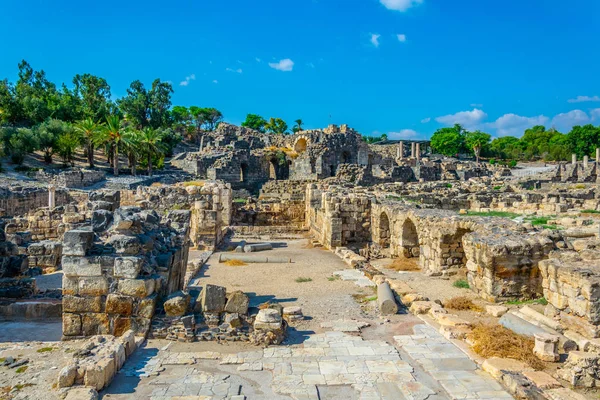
[233, 198, 247, 204]
[582, 209, 600, 214]
[36, 347, 55, 353]
[327, 275, 340, 282]
[386, 195, 403, 201]
[462, 211, 521, 218]
[528, 217, 549, 226]
[15, 366, 28, 373]
[445, 183, 453, 188]
[493, 186, 502, 190]
[506, 297, 548, 306]
[453, 279, 470, 289]
[365, 296, 378, 302]
[295, 277, 312, 283]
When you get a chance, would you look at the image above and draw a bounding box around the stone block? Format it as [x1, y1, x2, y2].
[522, 370, 562, 390]
[107, 235, 141, 255]
[57, 363, 77, 388]
[482, 357, 534, 380]
[119, 330, 136, 357]
[486, 305, 509, 317]
[62, 229, 94, 256]
[62, 256, 102, 277]
[137, 294, 157, 319]
[64, 387, 99, 400]
[164, 291, 190, 317]
[97, 356, 115, 386]
[63, 313, 82, 336]
[78, 277, 109, 296]
[118, 279, 154, 298]
[106, 294, 134, 316]
[113, 317, 131, 337]
[63, 295, 103, 313]
[533, 333, 559, 362]
[113, 257, 142, 278]
[200, 284, 226, 313]
[84, 363, 106, 391]
[224, 290, 249, 314]
[82, 313, 110, 336]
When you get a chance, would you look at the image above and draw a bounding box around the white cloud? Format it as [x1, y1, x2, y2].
[551, 110, 590, 132]
[486, 113, 549, 137]
[568, 95, 600, 103]
[397, 34, 407, 42]
[435, 108, 488, 130]
[591, 108, 600, 121]
[380, 0, 423, 12]
[388, 129, 419, 139]
[268, 58, 294, 72]
[421, 117, 431, 123]
[179, 74, 196, 87]
[226, 68, 243, 74]
[212, 80, 218, 84]
[370, 33, 381, 48]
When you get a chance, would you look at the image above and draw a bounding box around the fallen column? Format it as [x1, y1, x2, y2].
[218, 254, 291, 263]
[377, 282, 398, 315]
[243, 243, 273, 253]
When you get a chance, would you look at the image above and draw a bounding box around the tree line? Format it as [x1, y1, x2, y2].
[0, 60, 226, 175]
[429, 123, 600, 163]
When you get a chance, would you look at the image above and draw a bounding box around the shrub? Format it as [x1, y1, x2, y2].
[453, 279, 470, 289]
[508, 160, 517, 168]
[444, 296, 482, 311]
[56, 131, 81, 165]
[295, 277, 312, 283]
[489, 158, 496, 165]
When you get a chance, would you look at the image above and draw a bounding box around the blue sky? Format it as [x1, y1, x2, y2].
[1, 0, 599, 139]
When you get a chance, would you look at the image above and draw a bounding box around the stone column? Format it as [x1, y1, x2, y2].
[584, 155, 589, 169]
[199, 135, 204, 152]
[398, 141, 404, 160]
[533, 333, 559, 362]
[416, 143, 421, 161]
[48, 185, 56, 209]
[596, 148, 599, 164]
[411, 142, 416, 158]
[572, 154, 577, 165]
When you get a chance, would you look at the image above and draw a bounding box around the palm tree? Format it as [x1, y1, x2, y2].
[138, 128, 166, 176]
[100, 115, 125, 176]
[74, 118, 103, 168]
[293, 119, 304, 133]
[122, 129, 142, 176]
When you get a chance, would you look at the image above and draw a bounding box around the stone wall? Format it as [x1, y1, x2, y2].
[36, 169, 106, 188]
[62, 207, 191, 339]
[0, 185, 69, 217]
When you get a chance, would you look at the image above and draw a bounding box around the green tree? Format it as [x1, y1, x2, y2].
[13, 61, 61, 126]
[56, 130, 81, 165]
[138, 128, 166, 176]
[465, 130, 491, 163]
[568, 124, 600, 159]
[74, 118, 103, 168]
[35, 119, 71, 163]
[72, 74, 112, 122]
[489, 136, 521, 160]
[265, 117, 288, 134]
[430, 124, 466, 157]
[148, 79, 174, 129]
[241, 114, 267, 133]
[117, 80, 149, 129]
[100, 115, 125, 175]
[1, 127, 37, 164]
[201, 107, 223, 130]
[292, 119, 304, 133]
[121, 129, 141, 176]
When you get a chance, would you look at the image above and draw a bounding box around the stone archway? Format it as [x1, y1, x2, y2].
[439, 228, 471, 270]
[401, 219, 419, 258]
[240, 163, 249, 182]
[268, 159, 278, 180]
[341, 151, 351, 164]
[294, 137, 308, 154]
[379, 212, 391, 248]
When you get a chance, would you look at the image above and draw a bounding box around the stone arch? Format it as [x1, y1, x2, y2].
[294, 137, 309, 154]
[341, 151, 351, 164]
[401, 219, 419, 258]
[268, 159, 278, 180]
[240, 163, 249, 182]
[379, 212, 391, 249]
[439, 228, 471, 270]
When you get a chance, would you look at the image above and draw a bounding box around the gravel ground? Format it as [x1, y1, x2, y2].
[188, 239, 372, 335]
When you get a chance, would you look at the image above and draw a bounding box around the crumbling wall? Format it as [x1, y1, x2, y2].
[62, 207, 191, 339]
[36, 169, 106, 188]
[0, 185, 69, 217]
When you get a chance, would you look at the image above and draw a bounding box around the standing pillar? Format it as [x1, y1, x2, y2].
[596, 148, 600, 164]
[411, 142, 416, 158]
[199, 135, 204, 152]
[398, 141, 404, 160]
[572, 154, 577, 165]
[48, 185, 56, 209]
[416, 143, 421, 162]
[584, 155, 589, 169]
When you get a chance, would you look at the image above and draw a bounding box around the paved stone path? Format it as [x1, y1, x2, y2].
[333, 269, 376, 287]
[106, 323, 512, 399]
[394, 324, 513, 399]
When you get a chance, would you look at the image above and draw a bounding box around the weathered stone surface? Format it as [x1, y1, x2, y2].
[63, 295, 103, 313]
[224, 290, 249, 314]
[64, 387, 99, 400]
[486, 305, 509, 317]
[558, 351, 600, 388]
[62, 256, 102, 277]
[481, 357, 534, 380]
[113, 257, 142, 278]
[82, 313, 110, 336]
[63, 313, 82, 336]
[106, 294, 134, 316]
[57, 364, 77, 388]
[118, 279, 154, 298]
[200, 284, 226, 313]
[533, 333, 559, 362]
[164, 291, 190, 317]
[522, 370, 562, 390]
[107, 235, 141, 255]
[77, 276, 109, 296]
[92, 209, 113, 232]
[62, 229, 94, 256]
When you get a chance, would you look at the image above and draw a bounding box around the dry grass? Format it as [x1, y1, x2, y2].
[444, 296, 483, 312]
[182, 180, 205, 187]
[388, 257, 420, 272]
[224, 259, 247, 267]
[469, 323, 545, 370]
[150, 182, 163, 187]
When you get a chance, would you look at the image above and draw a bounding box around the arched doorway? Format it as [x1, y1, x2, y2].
[240, 163, 248, 182]
[341, 151, 351, 164]
[269, 159, 278, 180]
[379, 212, 391, 248]
[294, 138, 308, 154]
[401, 219, 419, 258]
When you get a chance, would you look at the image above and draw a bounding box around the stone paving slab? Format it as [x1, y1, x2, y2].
[394, 324, 513, 399]
[333, 269, 376, 287]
